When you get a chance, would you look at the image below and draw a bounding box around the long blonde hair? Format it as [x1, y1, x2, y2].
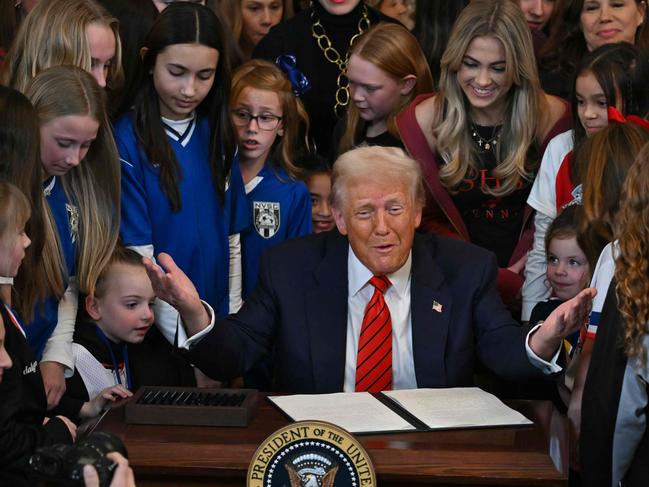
[26, 65, 120, 297]
[434, 0, 542, 196]
[231, 59, 309, 178]
[1, 0, 123, 93]
[615, 141, 649, 366]
[338, 23, 433, 155]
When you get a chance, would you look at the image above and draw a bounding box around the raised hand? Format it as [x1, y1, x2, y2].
[143, 253, 210, 336]
[529, 287, 597, 360]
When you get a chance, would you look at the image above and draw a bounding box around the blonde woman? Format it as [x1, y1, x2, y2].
[396, 0, 570, 307]
[1, 0, 122, 91]
[25, 65, 120, 409]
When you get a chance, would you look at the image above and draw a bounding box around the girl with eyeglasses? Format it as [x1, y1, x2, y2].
[114, 3, 250, 343]
[231, 59, 312, 301]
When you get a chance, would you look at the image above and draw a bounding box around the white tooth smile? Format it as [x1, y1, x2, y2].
[473, 87, 493, 95]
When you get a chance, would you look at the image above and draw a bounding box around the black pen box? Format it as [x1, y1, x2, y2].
[125, 386, 258, 427]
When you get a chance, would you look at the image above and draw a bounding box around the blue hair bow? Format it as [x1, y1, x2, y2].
[276, 55, 310, 97]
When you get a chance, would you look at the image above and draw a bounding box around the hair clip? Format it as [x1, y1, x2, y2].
[607, 106, 649, 131]
[276, 55, 311, 97]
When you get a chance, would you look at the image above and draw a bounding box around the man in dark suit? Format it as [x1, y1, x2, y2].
[145, 146, 595, 393]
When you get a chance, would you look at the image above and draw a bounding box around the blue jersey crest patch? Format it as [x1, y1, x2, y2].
[253, 201, 280, 239]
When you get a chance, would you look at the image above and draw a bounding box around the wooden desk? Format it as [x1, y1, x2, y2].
[96, 397, 568, 486]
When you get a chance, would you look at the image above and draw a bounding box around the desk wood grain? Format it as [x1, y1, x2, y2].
[96, 397, 568, 486]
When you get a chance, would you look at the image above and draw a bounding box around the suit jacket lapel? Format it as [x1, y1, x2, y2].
[306, 232, 349, 392]
[410, 234, 453, 388]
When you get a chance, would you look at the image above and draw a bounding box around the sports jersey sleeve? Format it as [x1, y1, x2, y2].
[585, 242, 618, 340]
[229, 234, 243, 314]
[286, 181, 313, 238]
[39, 281, 78, 376]
[225, 158, 252, 236]
[521, 211, 553, 321]
[527, 130, 573, 218]
[115, 116, 153, 247]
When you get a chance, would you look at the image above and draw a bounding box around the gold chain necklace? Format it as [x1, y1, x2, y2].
[310, 4, 370, 117]
[470, 122, 502, 151]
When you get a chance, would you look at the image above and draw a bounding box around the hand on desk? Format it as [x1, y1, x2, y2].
[81, 385, 133, 419]
[529, 287, 596, 360]
[143, 253, 210, 337]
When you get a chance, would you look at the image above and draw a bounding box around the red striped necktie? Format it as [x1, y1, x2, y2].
[355, 275, 392, 392]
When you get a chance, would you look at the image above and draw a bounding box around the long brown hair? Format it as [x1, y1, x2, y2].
[615, 141, 649, 365]
[580, 121, 649, 264]
[581, 123, 649, 239]
[0, 86, 54, 320]
[338, 23, 433, 155]
[26, 65, 120, 297]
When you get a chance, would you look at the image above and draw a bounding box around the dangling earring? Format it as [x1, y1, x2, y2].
[15, 0, 26, 18]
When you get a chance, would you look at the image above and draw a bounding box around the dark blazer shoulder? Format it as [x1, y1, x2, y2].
[261, 230, 346, 266]
[417, 232, 498, 269]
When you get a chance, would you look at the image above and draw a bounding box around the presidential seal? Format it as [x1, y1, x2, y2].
[254, 201, 280, 239]
[247, 420, 376, 487]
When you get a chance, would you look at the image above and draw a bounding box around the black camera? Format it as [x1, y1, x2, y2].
[28, 432, 128, 487]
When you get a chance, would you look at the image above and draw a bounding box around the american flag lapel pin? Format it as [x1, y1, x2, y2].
[432, 301, 443, 313]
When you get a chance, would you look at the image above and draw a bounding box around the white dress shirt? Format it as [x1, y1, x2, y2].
[344, 248, 417, 391]
[180, 244, 562, 381]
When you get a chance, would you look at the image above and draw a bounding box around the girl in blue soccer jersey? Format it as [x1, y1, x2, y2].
[24, 65, 121, 409]
[230, 58, 312, 300]
[114, 3, 249, 341]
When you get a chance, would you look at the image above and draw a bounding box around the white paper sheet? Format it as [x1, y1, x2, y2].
[382, 387, 533, 429]
[268, 392, 417, 433]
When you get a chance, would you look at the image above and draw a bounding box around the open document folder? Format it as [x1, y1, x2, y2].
[268, 387, 533, 434]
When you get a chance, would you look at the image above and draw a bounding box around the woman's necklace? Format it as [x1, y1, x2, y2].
[310, 4, 370, 117]
[470, 122, 502, 151]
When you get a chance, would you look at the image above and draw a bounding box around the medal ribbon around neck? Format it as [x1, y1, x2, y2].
[94, 325, 132, 390]
[310, 4, 370, 117]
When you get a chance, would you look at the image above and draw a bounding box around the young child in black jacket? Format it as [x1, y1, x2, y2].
[0, 182, 77, 485]
[61, 246, 195, 416]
